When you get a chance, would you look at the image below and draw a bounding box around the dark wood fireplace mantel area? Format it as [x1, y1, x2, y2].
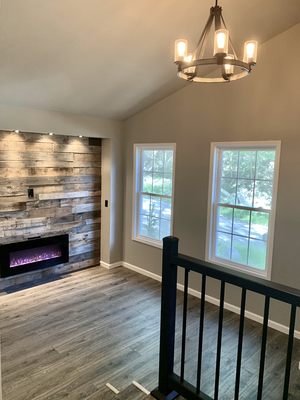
[0, 130, 101, 290]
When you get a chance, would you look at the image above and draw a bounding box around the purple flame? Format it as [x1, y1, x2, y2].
[10, 244, 62, 268]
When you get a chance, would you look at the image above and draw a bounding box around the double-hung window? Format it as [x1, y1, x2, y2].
[133, 144, 176, 247]
[206, 142, 281, 279]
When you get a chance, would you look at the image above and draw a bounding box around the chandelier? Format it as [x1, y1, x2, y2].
[174, 0, 258, 83]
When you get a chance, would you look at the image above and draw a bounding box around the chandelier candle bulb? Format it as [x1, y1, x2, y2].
[244, 40, 258, 64]
[214, 29, 229, 55]
[184, 54, 196, 74]
[174, 39, 188, 62]
[224, 54, 234, 75]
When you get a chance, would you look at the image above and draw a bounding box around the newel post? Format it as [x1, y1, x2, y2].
[151, 236, 179, 400]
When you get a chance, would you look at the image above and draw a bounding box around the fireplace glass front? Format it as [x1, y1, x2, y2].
[0, 235, 69, 278]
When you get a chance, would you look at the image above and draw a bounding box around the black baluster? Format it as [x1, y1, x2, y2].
[214, 281, 225, 400]
[257, 296, 270, 400]
[196, 274, 206, 394]
[180, 268, 189, 382]
[234, 288, 247, 400]
[283, 304, 297, 400]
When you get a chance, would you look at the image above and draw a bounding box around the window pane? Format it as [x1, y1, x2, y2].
[220, 178, 236, 204]
[232, 235, 248, 265]
[250, 211, 269, 240]
[256, 150, 275, 180]
[210, 144, 279, 276]
[236, 179, 254, 207]
[148, 217, 160, 240]
[163, 173, 173, 196]
[135, 145, 175, 245]
[164, 150, 173, 173]
[153, 150, 164, 172]
[221, 150, 238, 178]
[160, 219, 171, 240]
[248, 239, 267, 270]
[216, 232, 231, 260]
[233, 209, 250, 237]
[152, 173, 163, 194]
[217, 206, 233, 233]
[238, 151, 256, 179]
[142, 172, 153, 192]
[139, 215, 149, 237]
[254, 180, 273, 209]
[140, 194, 150, 216]
[161, 198, 172, 219]
[150, 196, 160, 218]
[142, 150, 153, 172]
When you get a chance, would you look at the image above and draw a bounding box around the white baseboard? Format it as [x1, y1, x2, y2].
[122, 262, 162, 282]
[100, 260, 123, 270]
[122, 261, 300, 339]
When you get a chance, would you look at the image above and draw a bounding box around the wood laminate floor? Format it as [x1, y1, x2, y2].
[0, 267, 299, 400]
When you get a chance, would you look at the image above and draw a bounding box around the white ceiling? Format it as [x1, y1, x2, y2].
[0, 0, 299, 120]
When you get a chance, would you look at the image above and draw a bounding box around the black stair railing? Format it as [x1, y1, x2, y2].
[151, 237, 300, 400]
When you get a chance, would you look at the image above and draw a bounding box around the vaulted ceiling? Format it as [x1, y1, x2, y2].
[0, 0, 299, 120]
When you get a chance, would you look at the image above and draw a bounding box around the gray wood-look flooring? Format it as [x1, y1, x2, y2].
[0, 267, 299, 400]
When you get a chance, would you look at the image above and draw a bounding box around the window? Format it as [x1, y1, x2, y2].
[206, 142, 281, 279]
[133, 144, 176, 247]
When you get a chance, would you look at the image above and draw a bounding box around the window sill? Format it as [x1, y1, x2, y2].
[132, 236, 163, 249]
[208, 256, 271, 280]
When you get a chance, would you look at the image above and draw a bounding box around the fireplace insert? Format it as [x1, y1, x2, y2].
[0, 234, 69, 278]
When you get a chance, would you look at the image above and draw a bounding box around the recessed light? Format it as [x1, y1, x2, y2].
[14, 130, 19, 133]
[49, 132, 53, 136]
[79, 135, 83, 138]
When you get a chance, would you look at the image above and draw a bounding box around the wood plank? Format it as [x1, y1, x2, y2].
[72, 203, 101, 213]
[27, 206, 73, 218]
[38, 191, 101, 201]
[0, 141, 54, 152]
[0, 151, 73, 162]
[61, 196, 101, 207]
[0, 161, 74, 168]
[69, 230, 100, 242]
[0, 175, 99, 186]
[53, 144, 101, 154]
[74, 153, 101, 162]
[0, 202, 26, 212]
[0, 217, 47, 229]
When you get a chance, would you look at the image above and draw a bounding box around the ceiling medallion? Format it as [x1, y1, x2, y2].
[174, 0, 258, 83]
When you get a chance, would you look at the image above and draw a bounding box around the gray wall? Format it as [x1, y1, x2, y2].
[123, 23, 300, 329]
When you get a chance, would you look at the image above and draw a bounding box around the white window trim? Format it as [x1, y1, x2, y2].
[206, 141, 281, 280]
[132, 143, 176, 249]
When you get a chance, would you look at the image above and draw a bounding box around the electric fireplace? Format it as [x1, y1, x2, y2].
[0, 235, 69, 278]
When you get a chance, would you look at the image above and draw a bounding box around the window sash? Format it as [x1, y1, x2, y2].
[133, 144, 175, 247]
[206, 141, 281, 280]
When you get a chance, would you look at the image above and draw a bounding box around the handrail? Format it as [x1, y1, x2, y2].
[176, 253, 300, 306]
[151, 236, 300, 400]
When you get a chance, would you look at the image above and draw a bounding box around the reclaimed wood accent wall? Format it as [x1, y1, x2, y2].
[0, 130, 101, 282]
